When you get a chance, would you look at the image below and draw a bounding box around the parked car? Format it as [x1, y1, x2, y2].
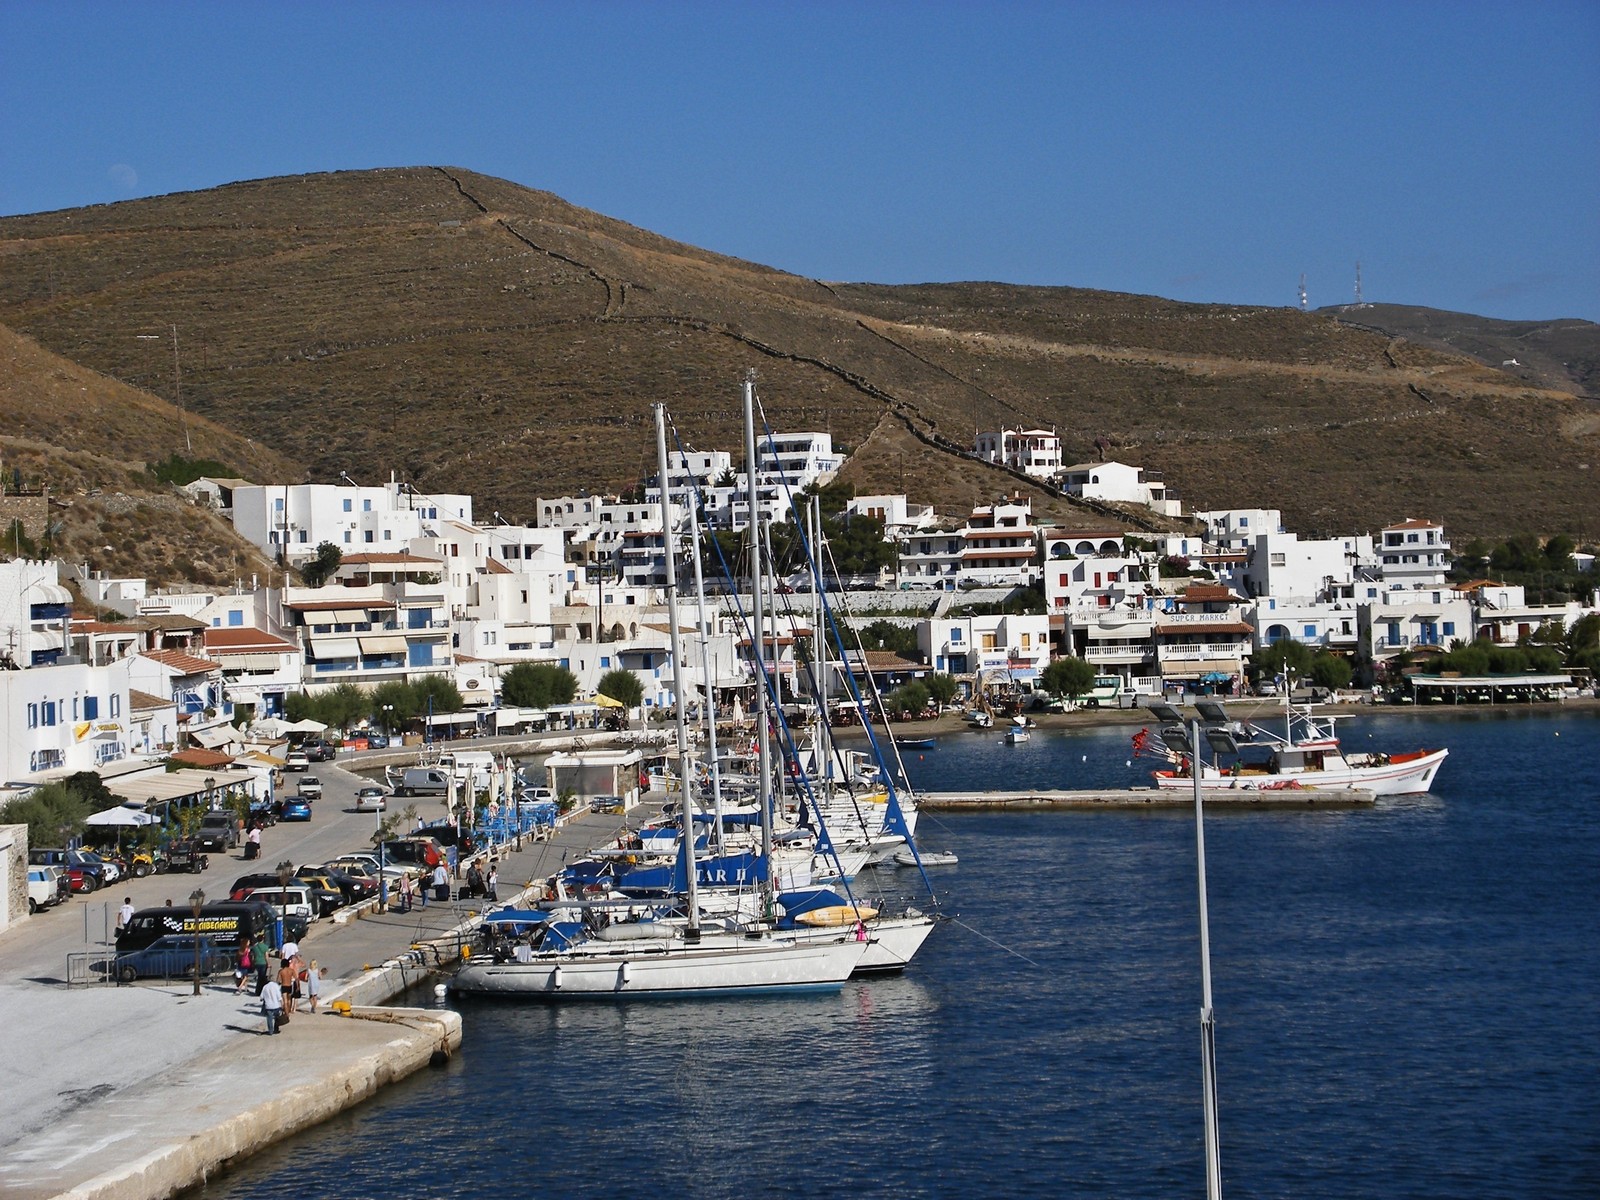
[234, 884, 318, 926]
[381, 837, 446, 869]
[296, 775, 323, 801]
[297, 864, 376, 905]
[163, 838, 209, 874]
[365, 732, 391, 750]
[29, 849, 107, 891]
[79, 849, 122, 884]
[284, 751, 309, 772]
[328, 853, 419, 885]
[303, 739, 336, 762]
[195, 812, 240, 853]
[105, 934, 237, 984]
[279, 797, 313, 822]
[353, 785, 388, 812]
[28, 867, 65, 913]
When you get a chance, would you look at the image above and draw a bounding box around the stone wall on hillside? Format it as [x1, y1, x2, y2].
[0, 492, 48, 539]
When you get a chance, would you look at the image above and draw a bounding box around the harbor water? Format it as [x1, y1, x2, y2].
[193, 708, 1600, 1199]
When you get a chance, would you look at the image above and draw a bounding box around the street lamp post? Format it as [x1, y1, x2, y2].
[275, 860, 292, 948]
[1148, 699, 1232, 1200]
[188, 887, 206, 995]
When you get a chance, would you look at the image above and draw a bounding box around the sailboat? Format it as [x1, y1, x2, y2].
[450, 395, 870, 999]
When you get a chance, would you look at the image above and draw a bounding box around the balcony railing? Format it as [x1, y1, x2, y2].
[1158, 642, 1248, 662]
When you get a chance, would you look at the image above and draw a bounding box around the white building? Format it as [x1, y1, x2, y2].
[0, 657, 134, 784]
[1059, 461, 1179, 515]
[916, 613, 1051, 681]
[1379, 518, 1452, 590]
[960, 498, 1041, 588]
[975, 428, 1063, 478]
[0, 558, 74, 670]
[231, 477, 473, 565]
[1235, 531, 1375, 601]
[1196, 508, 1284, 553]
[845, 494, 936, 538]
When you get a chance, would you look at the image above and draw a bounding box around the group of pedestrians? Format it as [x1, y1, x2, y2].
[233, 929, 323, 1035]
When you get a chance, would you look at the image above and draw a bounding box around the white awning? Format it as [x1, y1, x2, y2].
[309, 638, 359, 659]
[359, 635, 409, 655]
[224, 652, 289, 670]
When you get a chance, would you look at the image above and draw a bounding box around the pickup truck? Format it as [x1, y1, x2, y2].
[194, 813, 240, 853]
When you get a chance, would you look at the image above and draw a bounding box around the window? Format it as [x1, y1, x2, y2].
[27, 702, 38, 728]
[84, 696, 100, 719]
[1240, 517, 1249, 527]
[362, 499, 373, 512]
[363, 531, 374, 543]
[110, 693, 121, 718]
[343, 532, 352, 543]
[1303, 624, 1317, 639]
[228, 610, 243, 627]
[297, 530, 309, 543]
[950, 628, 964, 643]
[600, 656, 611, 668]
[42, 700, 57, 726]
[274, 498, 284, 511]
[1442, 621, 1456, 636]
[383, 530, 393, 541]
[342, 499, 353, 512]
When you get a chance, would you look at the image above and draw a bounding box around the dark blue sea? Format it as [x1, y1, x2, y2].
[196, 708, 1600, 1199]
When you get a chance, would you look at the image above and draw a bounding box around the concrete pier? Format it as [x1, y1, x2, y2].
[919, 787, 1376, 810]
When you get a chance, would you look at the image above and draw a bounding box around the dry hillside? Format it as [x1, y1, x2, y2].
[0, 323, 291, 586]
[1, 166, 1595, 544]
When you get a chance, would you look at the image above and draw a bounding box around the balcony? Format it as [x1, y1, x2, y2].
[1085, 645, 1153, 664]
[1158, 642, 1249, 662]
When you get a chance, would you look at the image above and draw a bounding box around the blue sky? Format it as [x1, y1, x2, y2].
[2, 1, 1596, 321]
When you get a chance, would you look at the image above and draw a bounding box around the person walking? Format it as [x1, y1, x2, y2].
[398, 873, 414, 913]
[235, 934, 253, 994]
[115, 896, 135, 934]
[304, 960, 324, 1012]
[277, 954, 299, 1014]
[252, 931, 270, 994]
[486, 863, 499, 902]
[260, 976, 284, 1035]
[432, 861, 448, 903]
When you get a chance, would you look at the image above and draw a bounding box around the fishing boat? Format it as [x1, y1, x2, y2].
[897, 736, 937, 749]
[1147, 697, 1448, 796]
[1003, 717, 1031, 745]
[966, 710, 993, 729]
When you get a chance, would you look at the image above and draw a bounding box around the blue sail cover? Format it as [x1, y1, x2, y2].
[483, 908, 551, 928]
[697, 851, 767, 886]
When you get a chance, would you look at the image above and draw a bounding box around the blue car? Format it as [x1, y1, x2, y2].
[106, 935, 236, 984]
[279, 797, 313, 822]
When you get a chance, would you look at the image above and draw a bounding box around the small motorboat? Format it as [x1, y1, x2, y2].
[897, 736, 937, 749]
[893, 847, 958, 867]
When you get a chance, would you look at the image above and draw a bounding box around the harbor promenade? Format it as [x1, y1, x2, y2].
[0, 752, 625, 1200]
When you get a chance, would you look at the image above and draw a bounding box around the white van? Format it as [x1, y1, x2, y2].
[28, 867, 65, 914]
[239, 885, 318, 925]
[394, 767, 450, 797]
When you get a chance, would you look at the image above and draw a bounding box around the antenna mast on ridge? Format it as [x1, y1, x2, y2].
[1353, 261, 1365, 308]
[1298, 274, 1307, 311]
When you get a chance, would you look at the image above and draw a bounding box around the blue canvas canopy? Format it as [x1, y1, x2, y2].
[483, 908, 551, 927]
[775, 888, 852, 927]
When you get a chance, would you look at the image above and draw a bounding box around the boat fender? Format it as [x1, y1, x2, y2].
[552, 965, 563, 991]
[621, 962, 632, 985]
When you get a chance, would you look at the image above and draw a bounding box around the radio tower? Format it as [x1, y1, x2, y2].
[1298, 274, 1308, 311]
[1353, 261, 1365, 308]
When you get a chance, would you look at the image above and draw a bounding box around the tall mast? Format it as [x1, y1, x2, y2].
[742, 372, 774, 907]
[686, 491, 726, 854]
[655, 402, 699, 939]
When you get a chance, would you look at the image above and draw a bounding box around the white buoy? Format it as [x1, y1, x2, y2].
[434, 983, 447, 997]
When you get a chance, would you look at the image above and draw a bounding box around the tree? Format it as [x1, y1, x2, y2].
[1307, 652, 1353, 691]
[502, 662, 578, 708]
[886, 681, 932, 717]
[1041, 656, 1096, 700]
[1249, 638, 1315, 686]
[300, 541, 343, 588]
[0, 782, 87, 846]
[857, 620, 919, 656]
[412, 674, 463, 714]
[926, 672, 960, 707]
[597, 669, 644, 709]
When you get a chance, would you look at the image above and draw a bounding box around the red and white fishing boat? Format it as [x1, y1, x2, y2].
[1148, 698, 1448, 796]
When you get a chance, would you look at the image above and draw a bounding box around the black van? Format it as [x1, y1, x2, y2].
[114, 900, 283, 954]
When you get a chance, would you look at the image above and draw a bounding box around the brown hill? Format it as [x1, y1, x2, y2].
[1, 166, 1595, 543]
[0, 323, 291, 586]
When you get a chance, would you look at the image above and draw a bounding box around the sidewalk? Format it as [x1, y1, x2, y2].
[0, 781, 629, 1200]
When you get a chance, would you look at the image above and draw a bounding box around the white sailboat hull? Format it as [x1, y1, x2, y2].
[450, 936, 867, 999]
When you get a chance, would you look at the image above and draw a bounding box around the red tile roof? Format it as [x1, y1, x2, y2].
[203, 627, 298, 652]
[139, 648, 221, 675]
[339, 553, 442, 565]
[169, 748, 238, 769]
